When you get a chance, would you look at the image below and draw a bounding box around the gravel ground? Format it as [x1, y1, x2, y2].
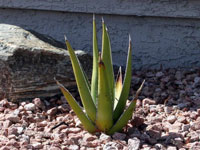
[0, 68, 200, 150]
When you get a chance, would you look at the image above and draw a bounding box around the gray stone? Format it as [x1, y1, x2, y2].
[167, 146, 177, 150]
[156, 71, 164, 78]
[6, 114, 20, 123]
[68, 145, 79, 150]
[164, 106, 173, 114]
[17, 127, 24, 135]
[103, 142, 119, 150]
[181, 124, 190, 132]
[0, 24, 92, 101]
[194, 77, 200, 85]
[167, 115, 176, 124]
[190, 142, 200, 150]
[99, 133, 112, 141]
[112, 132, 126, 140]
[24, 103, 35, 111]
[128, 137, 140, 150]
[191, 121, 200, 131]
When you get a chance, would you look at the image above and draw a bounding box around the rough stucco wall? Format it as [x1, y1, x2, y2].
[0, 8, 200, 69]
[1, 0, 200, 19]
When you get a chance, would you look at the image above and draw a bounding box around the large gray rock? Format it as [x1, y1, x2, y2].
[0, 24, 92, 101]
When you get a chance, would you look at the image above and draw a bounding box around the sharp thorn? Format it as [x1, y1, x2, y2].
[93, 14, 95, 21]
[102, 17, 104, 23]
[129, 34, 131, 42]
[64, 35, 68, 41]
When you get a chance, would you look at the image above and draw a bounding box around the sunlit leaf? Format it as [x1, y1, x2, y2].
[101, 18, 115, 106]
[113, 35, 132, 122]
[114, 66, 123, 109]
[107, 80, 145, 135]
[91, 14, 99, 104]
[96, 59, 113, 131]
[65, 37, 96, 122]
[55, 80, 97, 133]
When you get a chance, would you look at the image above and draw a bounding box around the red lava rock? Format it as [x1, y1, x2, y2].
[37, 120, 47, 127]
[8, 127, 18, 136]
[164, 106, 173, 114]
[6, 114, 20, 123]
[191, 121, 200, 131]
[68, 145, 79, 150]
[47, 107, 57, 116]
[32, 142, 43, 149]
[177, 116, 187, 123]
[7, 134, 16, 140]
[49, 146, 61, 150]
[99, 133, 112, 141]
[131, 116, 144, 127]
[189, 132, 199, 142]
[146, 123, 163, 132]
[167, 115, 176, 124]
[63, 127, 81, 134]
[182, 124, 190, 131]
[83, 133, 97, 142]
[24, 103, 36, 111]
[3, 120, 12, 128]
[136, 100, 142, 107]
[33, 98, 45, 109]
[190, 112, 198, 120]
[197, 109, 200, 116]
[190, 141, 200, 150]
[58, 104, 70, 112]
[8, 103, 18, 110]
[0, 69, 200, 149]
[0, 146, 10, 150]
[6, 139, 20, 148]
[82, 139, 100, 147]
[142, 98, 156, 106]
[0, 99, 10, 107]
[169, 122, 182, 133]
[103, 141, 123, 150]
[167, 146, 177, 150]
[67, 133, 82, 144]
[0, 106, 5, 112]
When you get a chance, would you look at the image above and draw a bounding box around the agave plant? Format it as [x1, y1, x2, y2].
[55, 15, 144, 135]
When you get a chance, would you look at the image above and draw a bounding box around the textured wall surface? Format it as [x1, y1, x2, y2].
[0, 1, 200, 69]
[1, 0, 200, 19]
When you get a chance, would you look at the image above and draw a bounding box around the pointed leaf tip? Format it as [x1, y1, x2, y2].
[102, 17, 104, 23]
[129, 34, 131, 42]
[93, 14, 95, 20]
[64, 35, 68, 41]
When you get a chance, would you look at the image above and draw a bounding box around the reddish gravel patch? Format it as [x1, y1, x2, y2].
[0, 68, 200, 150]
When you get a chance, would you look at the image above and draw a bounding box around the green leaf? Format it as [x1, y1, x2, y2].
[65, 37, 96, 122]
[114, 67, 123, 109]
[101, 18, 115, 106]
[55, 80, 97, 133]
[91, 14, 99, 104]
[96, 60, 113, 132]
[113, 35, 132, 122]
[107, 80, 145, 135]
[82, 64, 91, 91]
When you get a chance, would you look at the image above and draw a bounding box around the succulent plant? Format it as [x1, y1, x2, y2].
[56, 15, 144, 135]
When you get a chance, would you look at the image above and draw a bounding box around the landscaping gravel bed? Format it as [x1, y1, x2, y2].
[0, 68, 200, 150]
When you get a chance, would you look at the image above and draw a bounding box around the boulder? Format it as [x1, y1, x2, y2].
[0, 24, 92, 101]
